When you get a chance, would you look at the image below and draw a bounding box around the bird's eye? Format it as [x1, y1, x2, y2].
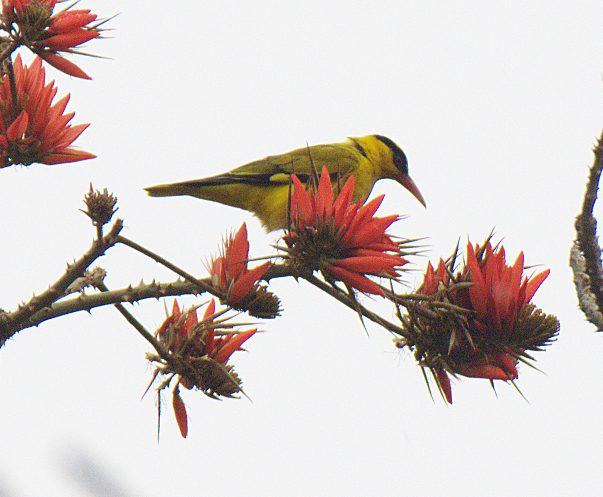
[393, 154, 408, 173]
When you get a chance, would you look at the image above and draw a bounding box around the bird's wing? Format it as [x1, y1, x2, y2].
[193, 143, 362, 187]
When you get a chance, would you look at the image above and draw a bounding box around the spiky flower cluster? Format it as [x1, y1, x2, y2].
[209, 222, 280, 319]
[0, 54, 95, 167]
[81, 184, 117, 226]
[283, 166, 409, 296]
[1, 0, 104, 79]
[147, 299, 259, 437]
[404, 238, 558, 403]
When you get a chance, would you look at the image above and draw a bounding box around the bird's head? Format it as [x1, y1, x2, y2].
[373, 134, 426, 208]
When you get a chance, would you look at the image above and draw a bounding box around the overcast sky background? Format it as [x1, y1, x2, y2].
[1, 1, 603, 495]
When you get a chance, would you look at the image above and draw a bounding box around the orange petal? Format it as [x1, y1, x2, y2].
[226, 223, 249, 281]
[335, 255, 404, 274]
[342, 194, 385, 245]
[203, 299, 217, 355]
[496, 352, 518, 380]
[347, 214, 398, 248]
[41, 53, 91, 80]
[458, 364, 509, 380]
[315, 166, 333, 219]
[435, 368, 452, 404]
[172, 391, 188, 438]
[290, 174, 313, 225]
[228, 261, 271, 303]
[333, 175, 355, 228]
[326, 265, 384, 296]
[215, 329, 257, 364]
[6, 110, 28, 141]
[362, 238, 400, 253]
[524, 268, 549, 304]
[40, 150, 96, 164]
[49, 11, 97, 33]
[466, 242, 488, 319]
[44, 30, 99, 51]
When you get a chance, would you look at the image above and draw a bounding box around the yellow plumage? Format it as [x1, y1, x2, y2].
[145, 135, 425, 231]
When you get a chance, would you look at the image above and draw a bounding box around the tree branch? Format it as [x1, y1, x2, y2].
[0, 219, 124, 347]
[573, 131, 603, 329]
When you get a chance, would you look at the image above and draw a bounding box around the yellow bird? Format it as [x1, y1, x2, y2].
[145, 135, 425, 232]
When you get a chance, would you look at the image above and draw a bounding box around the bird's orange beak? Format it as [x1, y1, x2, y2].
[398, 174, 426, 207]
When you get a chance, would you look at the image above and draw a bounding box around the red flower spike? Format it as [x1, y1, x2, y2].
[210, 223, 272, 307]
[284, 168, 409, 296]
[0, 54, 94, 167]
[414, 237, 557, 402]
[172, 391, 188, 438]
[151, 298, 259, 397]
[3, 0, 104, 79]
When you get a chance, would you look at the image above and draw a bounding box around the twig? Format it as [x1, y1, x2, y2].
[9, 280, 203, 333]
[117, 235, 221, 298]
[302, 273, 410, 338]
[93, 280, 172, 364]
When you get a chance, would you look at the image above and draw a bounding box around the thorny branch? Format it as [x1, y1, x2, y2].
[572, 131, 603, 330]
[0, 219, 124, 348]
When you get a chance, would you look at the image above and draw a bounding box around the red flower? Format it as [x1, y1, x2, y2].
[149, 299, 260, 436]
[0, 54, 95, 167]
[284, 166, 409, 296]
[210, 223, 271, 304]
[157, 299, 258, 367]
[410, 238, 558, 403]
[2, 0, 104, 79]
[466, 242, 549, 334]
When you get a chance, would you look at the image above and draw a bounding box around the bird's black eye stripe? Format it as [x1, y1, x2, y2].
[373, 135, 408, 173]
[374, 135, 401, 155]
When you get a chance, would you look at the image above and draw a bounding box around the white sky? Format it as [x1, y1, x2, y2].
[1, 1, 603, 495]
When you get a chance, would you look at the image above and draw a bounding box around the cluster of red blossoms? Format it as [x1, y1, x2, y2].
[1, 0, 103, 79]
[0, 0, 104, 167]
[283, 166, 410, 296]
[148, 299, 259, 437]
[0, 54, 94, 167]
[209, 222, 280, 319]
[407, 239, 559, 403]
